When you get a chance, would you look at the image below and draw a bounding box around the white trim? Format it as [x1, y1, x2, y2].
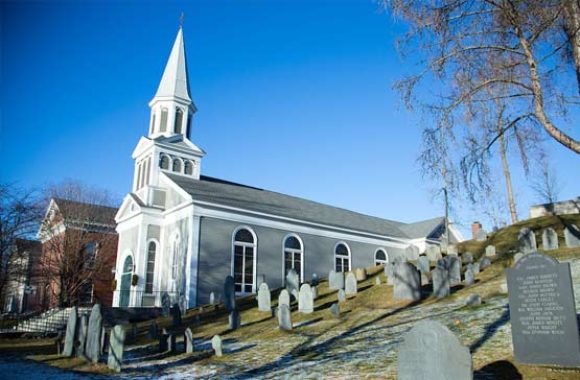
[334, 241, 351, 272]
[282, 233, 304, 284]
[231, 226, 258, 295]
[186, 214, 200, 308]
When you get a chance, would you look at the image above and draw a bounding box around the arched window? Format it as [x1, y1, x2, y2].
[119, 255, 133, 307]
[184, 160, 193, 175]
[375, 249, 388, 266]
[232, 227, 256, 293]
[160, 154, 169, 169]
[334, 242, 350, 272]
[145, 242, 156, 294]
[172, 158, 182, 173]
[150, 113, 156, 135]
[186, 114, 192, 139]
[160, 108, 168, 132]
[82, 242, 97, 268]
[283, 235, 303, 283]
[174, 108, 183, 134]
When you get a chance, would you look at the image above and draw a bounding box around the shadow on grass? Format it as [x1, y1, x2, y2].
[469, 306, 510, 354]
[475, 360, 522, 380]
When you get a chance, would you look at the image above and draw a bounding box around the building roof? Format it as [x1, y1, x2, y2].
[398, 216, 445, 239]
[165, 173, 443, 240]
[53, 198, 118, 227]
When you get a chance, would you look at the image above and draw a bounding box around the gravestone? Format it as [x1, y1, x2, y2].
[479, 257, 491, 270]
[76, 314, 88, 357]
[564, 224, 580, 248]
[278, 304, 292, 331]
[224, 275, 236, 312]
[229, 310, 241, 330]
[476, 229, 487, 241]
[85, 304, 103, 363]
[472, 262, 480, 275]
[257, 274, 266, 287]
[330, 303, 340, 318]
[514, 252, 524, 263]
[393, 262, 421, 301]
[148, 321, 158, 339]
[107, 325, 125, 373]
[100, 326, 107, 355]
[417, 256, 430, 274]
[439, 256, 460, 285]
[426, 245, 442, 262]
[161, 292, 171, 316]
[257, 282, 271, 312]
[311, 286, 318, 300]
[185, 328, 194, 353]
[278, 289, 290, 308]
[485, 245, 496, 257]
[385, 263, 395, 285]
[209, 292, 215, 305]
[375, 277, 381, 285]
[465, 294, 481, 306]
[462, 252, 473, 264]
[328, 270, 344, 290]
[345, 272, 357, 297]
[542, 228, 558, 250]
[337, 289, 346, 303]
[406, 245, 420, 261]
[63, 306, 78, 357]
[159, 329, 169, 352]
[168, 334, 176, 353]
[398, 320, 472, 380]
[507, 252, 580, 366]
[354, 268, 367, 281]
[447, 244, 458, 256]
[464, 268, 474, 286]
[311, 273, 319, 286]
[518, 228, 537, 254]
[432, 267, 450, 299]
[171, 303, 182, 327]
[286, 269, 300, 300]
[298, 284, 314, 313]
[440, 238, 448, 254]
[212, 335, 223, 357]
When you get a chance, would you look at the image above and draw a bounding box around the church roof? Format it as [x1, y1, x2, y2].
[153, 27, 191, 102]
[165, 173, 416, 239]
[397, 216, 445, 239]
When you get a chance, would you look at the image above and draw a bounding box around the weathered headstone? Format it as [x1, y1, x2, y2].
[184, 327, 194, 353]
[542, 228, 558, 250]
[330, 303, 340, 318]
[472, 262, 480, 275]
[447, 244, 458, 256]
[228, 310, 241, 330]
[385, 263, 395, 285]
[171, 303, 182, 327]
[514, 252, 524, 263]
[398, 320, 472, 380]
[439, 256, 461, 285]
[337, 289, 346, 303]
[311, 273, 319, 287]
[417, 256, 430, 274]
[406, 245, 420, 260]
[148, 321, 158, 339]
[107, 325, 125, 373]
[432, 267, 450, 299]
[85, 304, 103, 363]
[212, 335, 223, 357]
[161, 292, 171, 316]
[465, 294, 481, 306]
[209, 292, 215, 305]
[507, 252, 580, 366]
[564, 224, 580, 248]
[76, 314, 88, 357]
[479, 257, 491, 270]
[345, 272, 357, 297]
[464, 268, 474, 286]
[462, 252, 473, 264]
[278, 304, 292, 331]
[485, 245, 496, 257]
[354, 268, 367, 281]
[393, 262, 421, 301]
[286, 269, 300, 300]
[257, 282, 271, 312]
[328, 270, 344, 290]
[426, 245, 442, 261]
[518, 228, 537, 254]
[298, 284, 314, 313]
[224, 275, 236, 312]
[476, 229, 487, 241]
[375, 276, 381, 285]
[63, 306, 78, 357]
[278, 289, 290, 308]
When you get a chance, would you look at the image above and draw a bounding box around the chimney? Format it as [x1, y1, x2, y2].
[471, 222, 482, 240]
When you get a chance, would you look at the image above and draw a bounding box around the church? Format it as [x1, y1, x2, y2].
[112, 27, 462, 310]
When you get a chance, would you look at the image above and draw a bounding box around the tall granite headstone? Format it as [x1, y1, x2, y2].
[507, 252, 580, 366]
[328, 270, 344, 290]
[257, 282, 271, 312]
[564, 224, 580, 248]
[518, 228, 537, 254]
[432, 267, 450, 299]
[345, 272, 357, 297]
[224, 275, 236, 312]
[86, 304, 103, 363]
[278, 304, 292, 331]
[393, 262, 421, 301]
[298, 284, 314, 313]
[398, 320, 472, 380]
[63, 306, 78, 357]
[542, 228, 558, 250]
[107, 324, 125, 373]
[286, 269, 300, 300]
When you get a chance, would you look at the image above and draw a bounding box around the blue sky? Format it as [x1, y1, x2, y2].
[1, 0, 578, 238]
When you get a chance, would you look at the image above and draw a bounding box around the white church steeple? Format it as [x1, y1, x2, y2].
[148, 27, 197, 139]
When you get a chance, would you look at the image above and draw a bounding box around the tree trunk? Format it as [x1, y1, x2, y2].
[498, 131, 518, 224]
[563, 0, 580, 94]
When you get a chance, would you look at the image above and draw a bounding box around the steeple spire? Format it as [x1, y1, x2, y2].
[153, 27, 191, 102]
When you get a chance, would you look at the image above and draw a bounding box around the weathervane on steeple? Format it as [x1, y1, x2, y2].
[179, 11, 185, 28]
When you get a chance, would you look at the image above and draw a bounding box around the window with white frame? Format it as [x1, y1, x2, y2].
[375, 249, 388, 266]
[335, 243, 350, 272]
[174, 108, 183, 134]
[160, 154, 169, 169]
[283, 235, 303, 283]
[172, 158, 181, 173]
[145, 242, 156, 294]
[233, 228, 256, 293]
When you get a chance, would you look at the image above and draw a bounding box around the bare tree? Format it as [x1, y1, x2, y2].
[531, 154, 562, 204]
[38, 181, 118, 308]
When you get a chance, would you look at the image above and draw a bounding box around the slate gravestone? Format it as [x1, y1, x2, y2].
[212, 335, 223, 357]
[286, 269, 300, 300]
[209, 292, 215, 305]
[518, 228, 537, 254]
[107, 325, 125, 373]
[439, 256, 460, 285]
[257, 282, 271, 312]
[476, 229, 487, 242]
[417, 256, 430, 274]
[63, 306, 78, 357]
[86, 304, 103, 363]
[507, 252, 580, 366]
[345, 272, 357, 297]
[472, 262, 480, 275]
[479, 257, 491, 270]
[185, 328, 194, 353]
[224, 275, 236, 312]
[171, 303, 182, 327]
[354, 268, 367, 281]
[393, 262, 421, 301]
[278, 289, 290, 308]
[426, 245, 442, 262]
[462, 252, 473, 264]
[330, 303, 340, 318]
[398, 320, 472, 380]
[485, 245, 496, 257]
[328, 270, 344, 290]
[514, 252, 524, 263]
[148, 322, 158, 339]
[375, 277, 381, 285]
[76, 314, 88, 357]
[337, 289, 346, 303]
[161, 292, 171, 316]
[564, 224, 580, 248]
[432, 268, 450, 299]
[278, 304, 292, 331]
[447, 244, 458, 256]
[256, 274, 266, 287]
[298, 284, 314, 313]
[406, 245, 420, 261]
[229, 310, 241, 330]
[464, 268, 474, 286]
[542, 228, 559, 250]
[311, 273, 319, 286]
